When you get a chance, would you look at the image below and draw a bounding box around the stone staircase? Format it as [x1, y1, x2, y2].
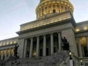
[1, 51, 69, 66]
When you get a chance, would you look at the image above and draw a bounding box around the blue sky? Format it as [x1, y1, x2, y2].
[0, 0, 88, 40]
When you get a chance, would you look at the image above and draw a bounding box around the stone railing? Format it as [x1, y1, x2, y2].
[59, 57, 70, 66]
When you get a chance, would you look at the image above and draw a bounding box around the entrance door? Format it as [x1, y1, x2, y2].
[40, 49, 43, 56]
[46, 48, 49, 56]
[54, 47, 56, 53]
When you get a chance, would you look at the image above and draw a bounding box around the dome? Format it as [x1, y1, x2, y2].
[36, 0, 74, 19]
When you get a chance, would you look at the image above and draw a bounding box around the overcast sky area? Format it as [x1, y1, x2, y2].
[0, 0, 88, 40]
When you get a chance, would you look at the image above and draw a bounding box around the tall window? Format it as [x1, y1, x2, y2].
[53, 10, 56, 13]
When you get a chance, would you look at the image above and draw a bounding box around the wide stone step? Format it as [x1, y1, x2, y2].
[4, 51, 69, 66]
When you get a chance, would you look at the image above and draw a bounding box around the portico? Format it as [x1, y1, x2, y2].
[0, 44, 15, 60]
[23, 32, 62, 58]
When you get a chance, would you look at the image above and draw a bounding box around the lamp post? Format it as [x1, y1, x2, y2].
[69, 52, 73, 66]
[80, 60, 83, 66]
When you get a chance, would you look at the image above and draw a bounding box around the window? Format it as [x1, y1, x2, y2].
[53, 10, 56, 13]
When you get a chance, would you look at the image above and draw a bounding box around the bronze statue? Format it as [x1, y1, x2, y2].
[14, 44, 19, 57]
[61, 37, 70, 51]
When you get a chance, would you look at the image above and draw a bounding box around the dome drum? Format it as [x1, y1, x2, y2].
[36, 0, 74, 19]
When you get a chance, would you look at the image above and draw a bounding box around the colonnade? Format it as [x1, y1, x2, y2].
[0, 48, 14, 60]
[23, 32, 62, 58]
[77, 37, 88, 57]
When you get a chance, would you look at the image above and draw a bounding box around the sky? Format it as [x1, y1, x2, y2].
[0, 0, 88, 40]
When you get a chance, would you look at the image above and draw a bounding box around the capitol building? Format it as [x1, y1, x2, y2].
[0, 0, 88, 66]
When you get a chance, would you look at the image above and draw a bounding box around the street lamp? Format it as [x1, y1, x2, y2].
[69, 51, 73, 66]
[69, 52, 72, 59]
[80, 60, 83, 66]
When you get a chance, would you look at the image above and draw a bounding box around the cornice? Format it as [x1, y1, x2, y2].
[17, 18, 74, 35]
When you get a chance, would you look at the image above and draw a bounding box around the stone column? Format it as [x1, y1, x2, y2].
[36, 36, 39, 57]
[10, 48, 12, 56]
[1, 50, 3, 60]
[55, 3, 57, 12]
[6, 49, 8, 57]
[11, 48, 14, 56]
[8, 49, 10, 57]
[43, 35, 46, 56]
[51, 3, 53, 13]
[43, 8, 45, 15]
[86, 37, 88, 50]
[23, 39, 27, 58]
[78, 38, 82, 57]
[58, 33, 62, 52]
[29, 38, 33, 58]
[4, 49, 7, 58]
[47, 5, 49, 14]
[0, 50, 1, 59]
[41, 8, 43, 16]
[59, 3, 61, 13]
[50, 33, 54, 55]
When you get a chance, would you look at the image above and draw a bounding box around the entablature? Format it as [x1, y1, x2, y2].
[0, 44, 16, 50]
[0, 37, 18, 47]
[75, 21, 88, 33]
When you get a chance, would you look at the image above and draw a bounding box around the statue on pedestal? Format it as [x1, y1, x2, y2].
[61, 37, 70, 51]
[14, 44, 19, 58]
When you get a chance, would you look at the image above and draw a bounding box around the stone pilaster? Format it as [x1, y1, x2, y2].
[61, 29, 78, 56]
[18, 39, 25, 58]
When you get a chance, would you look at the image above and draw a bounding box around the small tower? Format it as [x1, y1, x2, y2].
[36, 0, 74, 19]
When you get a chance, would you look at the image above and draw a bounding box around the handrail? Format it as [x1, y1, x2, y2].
[59, 57, 69, 66]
